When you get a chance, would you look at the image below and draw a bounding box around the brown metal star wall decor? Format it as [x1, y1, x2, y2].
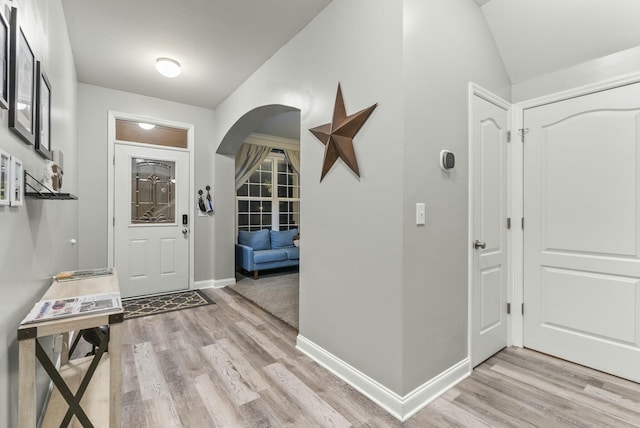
[309, 84, 377, 181]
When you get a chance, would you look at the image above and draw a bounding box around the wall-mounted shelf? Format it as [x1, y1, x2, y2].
[24, 192, 77, 200]
[24, 170, 77, 200]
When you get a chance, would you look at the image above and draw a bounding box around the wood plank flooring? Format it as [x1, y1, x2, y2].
[116, 287, 640, 427]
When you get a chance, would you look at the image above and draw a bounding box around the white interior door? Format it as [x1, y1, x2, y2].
[471, 93, 510, 367]
[114, 143, 190, 298]
[524, 82, 640, 382]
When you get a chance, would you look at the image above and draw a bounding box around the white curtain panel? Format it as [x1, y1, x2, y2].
[284, 149, 300, 174]
[235, 144, 272, 190]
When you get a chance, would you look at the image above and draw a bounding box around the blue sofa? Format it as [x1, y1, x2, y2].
[235, 228, 299, 279]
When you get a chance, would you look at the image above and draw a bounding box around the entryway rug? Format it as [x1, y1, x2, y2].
[122, 290, 214, 320]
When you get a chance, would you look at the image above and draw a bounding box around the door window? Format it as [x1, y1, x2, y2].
[131, 158, 176, 224]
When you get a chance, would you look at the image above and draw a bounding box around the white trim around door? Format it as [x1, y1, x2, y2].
[107, 111, 196, 292]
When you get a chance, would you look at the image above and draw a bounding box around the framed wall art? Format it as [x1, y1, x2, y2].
[8, 7, 35, 145]
[10, 155, 23, 206]
[0, 10, 8, 110]
[35, 62, 51, 159]
[0, 149, 9, 205]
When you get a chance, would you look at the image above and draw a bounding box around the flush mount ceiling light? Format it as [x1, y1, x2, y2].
[138, 122, 155, 130]
[155, 57, 181, 78]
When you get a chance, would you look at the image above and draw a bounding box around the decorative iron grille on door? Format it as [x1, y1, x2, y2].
[131, 158, 176, 223]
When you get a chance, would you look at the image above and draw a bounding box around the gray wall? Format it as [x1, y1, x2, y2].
[512, 44, 640, 102]
[76, 84, 227, 282]
[213, 0, 510, 397]
[213, 152, 236, 281]
[0, 1, 78, 426]
[401, 0, 511, 393]
[213, 0, 406, 393]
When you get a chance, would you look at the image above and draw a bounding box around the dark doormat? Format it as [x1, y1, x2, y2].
[122, 290, 214, 320]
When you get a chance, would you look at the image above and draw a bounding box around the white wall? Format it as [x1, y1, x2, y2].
[0, 1, 78, 426]
[401, 0, 510, 393]
[76, 84, 227, 283]
[213, 0, 406, 393]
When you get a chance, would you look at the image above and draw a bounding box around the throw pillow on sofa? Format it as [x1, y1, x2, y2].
[238, 229, 271, 251]
[270, 228, 298, 249]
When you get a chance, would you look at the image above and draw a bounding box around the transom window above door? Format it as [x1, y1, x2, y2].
[116, 119, 188, 148]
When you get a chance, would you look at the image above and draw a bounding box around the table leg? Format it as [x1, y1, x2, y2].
[109, 322, 122, 427]
[18, 338, 36, 428]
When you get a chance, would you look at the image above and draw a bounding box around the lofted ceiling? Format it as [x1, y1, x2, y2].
[480, 0, 640, 84]
[61, 0, 332, 109]
[61, 0, 640, 114]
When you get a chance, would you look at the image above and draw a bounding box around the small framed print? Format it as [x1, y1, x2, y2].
[0, 10, 8, 110]
[35, 62, 51, 159]
[0, 149, 9, 205]
[8, 7, 35, 145]
[9, 155, 23, 206]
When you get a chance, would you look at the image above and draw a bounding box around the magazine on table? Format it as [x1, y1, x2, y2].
[21, 292, 122, 324]
[54, 267, 113, 282]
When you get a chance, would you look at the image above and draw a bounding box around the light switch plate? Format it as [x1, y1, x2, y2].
[416, 203, 426, 225]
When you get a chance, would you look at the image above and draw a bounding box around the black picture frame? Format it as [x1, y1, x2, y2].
[35, 62, 51, 159]
[0, 10, 8, 110]
[8, 7, 35, 145]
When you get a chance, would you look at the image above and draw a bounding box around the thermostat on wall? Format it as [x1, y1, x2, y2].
[440, 150, 455, 171]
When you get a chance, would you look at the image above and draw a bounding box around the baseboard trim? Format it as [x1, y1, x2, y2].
[195, 277, 236, 289]
[296, 335, 470, 421]
[296, 335, 405, 419]
[401, 356, 471, 420]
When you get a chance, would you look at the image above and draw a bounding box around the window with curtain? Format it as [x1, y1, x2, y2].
[236, 150, 299, 233]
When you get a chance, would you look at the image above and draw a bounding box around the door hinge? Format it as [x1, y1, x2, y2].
[518, 128, 529, 143]
[113, 155, 115, 165]
[113, 217, 115, 227]
[507, 303, 511, 314]
[521, 217, 524, 229]
[522, 303, 525, 315]
[507, 217, 511, 229]
[506, 130, 511, 143]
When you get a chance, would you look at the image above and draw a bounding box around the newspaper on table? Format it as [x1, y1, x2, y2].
[21, 292, 122, 324]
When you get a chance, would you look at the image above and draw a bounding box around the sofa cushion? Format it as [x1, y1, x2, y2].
[281, 247, 299, 260]
[253, 249, 288, 264]
[270, 228, 298, 249]
[238, 229, 270, 251]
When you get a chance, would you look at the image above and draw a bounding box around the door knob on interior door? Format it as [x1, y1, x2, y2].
[182, 228, 189, 236]
[474, 240, 486, 250]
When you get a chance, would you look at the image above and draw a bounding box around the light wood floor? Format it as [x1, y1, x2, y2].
[117, 287, 640, 427]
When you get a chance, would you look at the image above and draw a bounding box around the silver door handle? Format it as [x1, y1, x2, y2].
[182, 228, 189, 236]
[474, 240, 486, 250]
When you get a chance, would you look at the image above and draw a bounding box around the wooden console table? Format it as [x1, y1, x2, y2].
[17, 271, 123, 428]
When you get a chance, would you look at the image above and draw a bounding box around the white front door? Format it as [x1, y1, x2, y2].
[471, 92, 510, 367]
[114, 143, 190, 298]
[524, 82, 640, 382]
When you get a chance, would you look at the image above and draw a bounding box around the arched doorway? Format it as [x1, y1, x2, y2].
[218, 105, 302, 330]
[217, 105, 299, 155]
